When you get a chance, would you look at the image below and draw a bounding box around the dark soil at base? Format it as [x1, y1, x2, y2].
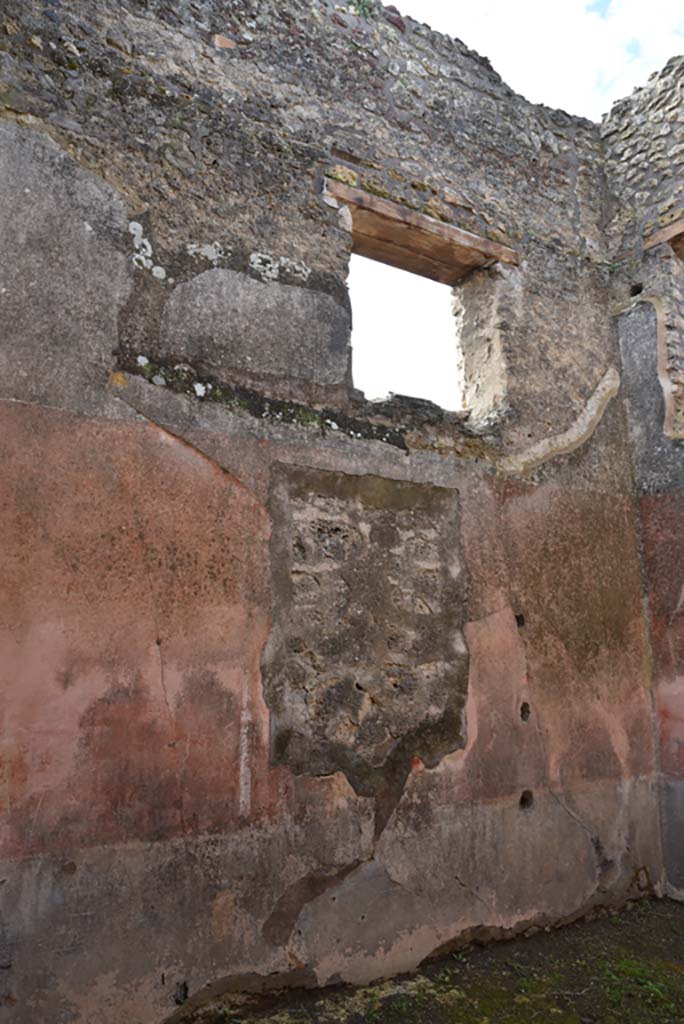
[191, 898, 684, 1024]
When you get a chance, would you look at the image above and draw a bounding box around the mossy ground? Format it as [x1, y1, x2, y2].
[202, 899, 684, 1024]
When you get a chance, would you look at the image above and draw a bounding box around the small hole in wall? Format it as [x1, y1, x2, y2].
[519, 790, 534, 810]
[515, 612, 525, 629]
[174, 981, 189, 1006]
[630, 283, 644, 297]
[520, 702, 531, 722]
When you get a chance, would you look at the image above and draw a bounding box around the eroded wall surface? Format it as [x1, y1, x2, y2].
[0, 3, 675, 1022]
[605, 57, 684, 895]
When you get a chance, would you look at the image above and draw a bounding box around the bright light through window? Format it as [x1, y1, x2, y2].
[348, 254, 464, 411]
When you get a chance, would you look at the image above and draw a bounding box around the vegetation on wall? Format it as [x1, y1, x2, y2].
[352, 0, 375, 18]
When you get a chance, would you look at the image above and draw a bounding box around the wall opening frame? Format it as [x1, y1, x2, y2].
[325, 178, 519, 414]
[645, 218, 684, 261]
[325, 178, 519, 285]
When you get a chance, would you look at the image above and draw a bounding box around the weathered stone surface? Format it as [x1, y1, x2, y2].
[0, 2, 682, 1022]
[0, 0, 610, 441]
[0, 122, 132, 416]
[161, 268, 350, 388]
[606, 57, 684, 905]
[263, 466, 467, 831]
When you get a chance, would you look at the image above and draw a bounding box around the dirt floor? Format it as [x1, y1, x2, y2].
[189, 898, 684, 1024]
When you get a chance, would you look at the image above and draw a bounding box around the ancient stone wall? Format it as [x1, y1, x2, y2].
[0, 3, 678, 1022]
[0, 0, 614, 444]
[603, 56, 684, 254]
[605, 56, 684, 434]
[606, 57, 684, 898]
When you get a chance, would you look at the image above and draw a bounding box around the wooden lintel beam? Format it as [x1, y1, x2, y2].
[350, 230, 483, 286]
[644, 218, 684, 254]
[325, 178, 519, 276]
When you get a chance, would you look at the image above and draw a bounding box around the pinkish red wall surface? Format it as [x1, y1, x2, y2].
[1, 2, 683, 1022]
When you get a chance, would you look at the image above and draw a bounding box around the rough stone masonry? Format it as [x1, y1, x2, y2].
[0, 1, 683, 1021]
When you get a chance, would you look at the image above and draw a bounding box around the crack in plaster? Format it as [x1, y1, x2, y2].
[452, 870, 499, 920]
[110, 377, 264, 505]
[155, 639, 174, 731]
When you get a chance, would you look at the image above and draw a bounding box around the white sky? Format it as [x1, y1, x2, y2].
[350, 0, 684, 408]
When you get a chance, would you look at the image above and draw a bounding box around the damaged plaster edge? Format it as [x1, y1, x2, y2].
[497, 366, 621, 475]
[109, 371, 411, 467]
[0, 110, 133, 225]
[0, 390, 137, 423]
[664, 879, 684, 901]
[165, 887, 653, 1024]
[109, 376, 270, 509]
[108, 372, 480, 493]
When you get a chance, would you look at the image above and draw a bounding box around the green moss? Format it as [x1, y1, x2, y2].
[360, 176, 390, 199]
[119, 356, 408, 452]
[326, 165, 358, 188]
[293, 407, 322, 428]
[351, 0, 375, 18]
[191, 901, 684, 1024]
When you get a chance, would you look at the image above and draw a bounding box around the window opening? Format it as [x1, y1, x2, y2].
[348, 254, 464, 411]
[325, 178, 518, 415]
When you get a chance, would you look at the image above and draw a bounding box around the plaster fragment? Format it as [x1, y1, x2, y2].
[338, 205, 353, 232]
[129, 221, 166, 280]
[279, 256, 311, 282]
[249, 252, 280, 281]
[186, 241, 227, 263]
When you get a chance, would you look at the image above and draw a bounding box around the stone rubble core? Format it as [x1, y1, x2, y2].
[0, 2, 683, 1023]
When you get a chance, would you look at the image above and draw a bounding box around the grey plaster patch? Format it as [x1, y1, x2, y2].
[661, 777, 684, 893]
[0, 810, 372, 1024]
[619, 302, 684, 492]
[160, 268, 350, 386]
[0, 122, 133, 418]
